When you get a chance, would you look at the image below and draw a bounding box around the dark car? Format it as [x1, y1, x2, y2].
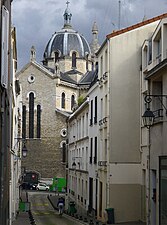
[21, 182, 37, 190]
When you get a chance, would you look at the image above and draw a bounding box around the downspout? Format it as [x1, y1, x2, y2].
[106, 38, 110, 208]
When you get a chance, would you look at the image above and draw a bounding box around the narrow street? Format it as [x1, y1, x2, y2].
[28, 191, 84, 225]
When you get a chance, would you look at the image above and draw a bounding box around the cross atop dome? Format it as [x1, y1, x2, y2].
[63, 1, 72, 28]
[66, 1, 70, 7]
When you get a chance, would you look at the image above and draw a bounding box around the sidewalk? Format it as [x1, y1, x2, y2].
[12, 212, 30, 225]
[12, 190, 32, 225]
[48, 194, 146, 225]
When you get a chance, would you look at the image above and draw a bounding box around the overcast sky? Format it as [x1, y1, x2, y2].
[12, 0, 167, 70]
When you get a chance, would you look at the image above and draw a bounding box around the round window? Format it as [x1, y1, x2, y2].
[60, 128, 67, 137]
[28, 75, 35, 83]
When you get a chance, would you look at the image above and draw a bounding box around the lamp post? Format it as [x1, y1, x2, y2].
[142, 95, 167, 128]
[142, 94, 167, 225]
[22, 142, 28, 157]
[15, 137, 28, 158]
[72, 161, 77, 170]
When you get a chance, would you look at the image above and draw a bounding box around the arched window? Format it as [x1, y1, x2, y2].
[71, 95, 75, 110]
[55, 51, 59, 63]
[29, 92, 34, 138]
[37, 105, 41, 138]
[62, 142, 66, 163]
[72, 52, 76, 68]
[22, 105, 26, 139]
[86, 54, 89, 71]
[95, 61, 98, 72]
[61, 92, 65, 109]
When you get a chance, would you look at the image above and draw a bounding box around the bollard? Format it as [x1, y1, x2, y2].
[79, 215, 83, 220]
[89, 219, 94, 225]
[84, 217, 88, 222]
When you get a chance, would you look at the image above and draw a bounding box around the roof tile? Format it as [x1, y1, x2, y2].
[107, 13, 167, 39]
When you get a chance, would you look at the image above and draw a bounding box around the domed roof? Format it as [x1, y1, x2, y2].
[44, 28, 91, 59]
[43, 3, 91, 60]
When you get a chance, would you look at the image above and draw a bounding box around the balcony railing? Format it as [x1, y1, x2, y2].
[99, 116, 108, 127]
[156, 53, 161, 64]
[98, 161, 107, 166]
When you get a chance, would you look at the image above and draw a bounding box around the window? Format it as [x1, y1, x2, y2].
[37, 105, 41, 138]
[95, 62, 98, 72]
[29, 92, 34, 138]
[28, 75, 35, 83]
[55, 51, 59, 63]
[152, 81, 162, 112]
[148, 39, 152, 64]
[94, 137, 97, 164]
[94, 96, 97, 124]
[90, 138, 93, 164]
[72, 52, 76, 68]
[62, 142, 66, 163]
[22, 105, 26, 139]
[90, 100, 93, 126]
[105, 50, 108, 72]
[61, 92, 65, 109]
[86, 54, 89, 71]
[71, 95, 75, 110]
[100, 56, 103, 76]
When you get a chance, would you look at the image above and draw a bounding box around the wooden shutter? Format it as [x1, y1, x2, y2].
[1, 6, 9, 88]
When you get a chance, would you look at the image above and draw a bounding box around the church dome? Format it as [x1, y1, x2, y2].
[43, 3, 91, 60]
[44, 28, 91, 59]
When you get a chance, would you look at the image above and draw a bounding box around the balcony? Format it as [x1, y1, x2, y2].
[99, 116, 108, 129]
[98, 160, 107, 166]
[156, 53, 161, 65]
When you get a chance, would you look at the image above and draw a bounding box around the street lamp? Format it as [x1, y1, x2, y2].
[142, 108, 155, 128]
[142, 95, 167, 128]
[15, 137, 28, 158]
[72, 157, 82, 170]
[22, 142, 28, 157]
[142, 94, 167, 225]
[72, 161, 77, 170]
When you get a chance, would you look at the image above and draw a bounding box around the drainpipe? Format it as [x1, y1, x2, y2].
[106, 38, 110, 209]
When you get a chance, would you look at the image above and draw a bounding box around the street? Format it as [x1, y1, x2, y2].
[28, 191, 84, 225]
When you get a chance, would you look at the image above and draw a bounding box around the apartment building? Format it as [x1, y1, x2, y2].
[105, 14, 167, 223]
[0, 1, 13, 224]
[9, 27, 22, 225]
[141, 16, 167, 225]
[68, 98, 89, 216]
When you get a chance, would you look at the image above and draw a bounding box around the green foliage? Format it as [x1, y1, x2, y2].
[77, 95, 84, 106]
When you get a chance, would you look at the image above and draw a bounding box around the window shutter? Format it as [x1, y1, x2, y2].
[1, 6, 9, 89]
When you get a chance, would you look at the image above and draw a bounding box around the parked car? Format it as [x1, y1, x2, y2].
[21, 182, 37, 190]
[36, 183, 50, 191]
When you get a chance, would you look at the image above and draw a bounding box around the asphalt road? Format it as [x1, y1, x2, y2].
[28, 191, 84, 225]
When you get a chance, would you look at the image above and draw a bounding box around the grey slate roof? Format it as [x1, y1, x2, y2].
[43, 65, 97, 87]
[79, 70, 96, 85]
[43, 28, 91, 59]
[60, 72, 77, 84]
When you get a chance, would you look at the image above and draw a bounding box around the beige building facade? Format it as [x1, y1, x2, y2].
[105, 16, 164, 223]
[141, 15, 167, 225]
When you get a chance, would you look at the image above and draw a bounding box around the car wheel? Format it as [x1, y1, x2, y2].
[37, 188, 39, 191]
[30, 187, 33, 190]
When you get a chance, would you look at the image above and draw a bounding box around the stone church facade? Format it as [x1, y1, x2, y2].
[16, 3, 99, 178]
